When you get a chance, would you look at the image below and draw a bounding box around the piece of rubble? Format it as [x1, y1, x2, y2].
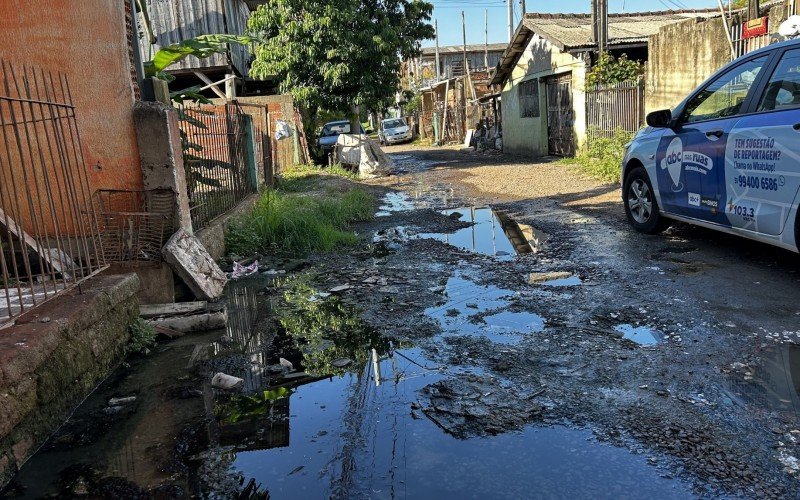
[108, 396, 136, 406]
[527, 271, 572, 284]
[279, 357, 294, 370]
[162, 229, 227, 300]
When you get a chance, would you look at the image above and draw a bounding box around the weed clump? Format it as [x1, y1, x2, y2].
[226, 188, 374, 256]
[127, 318, 157, 354]
[562, 129, 633, 183]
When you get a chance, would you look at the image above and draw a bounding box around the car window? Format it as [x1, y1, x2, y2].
[323, 123, 351, 136]
[682, 56, 768, 124]
[382, 119, 406, 129]
[757, 48, 800, 112]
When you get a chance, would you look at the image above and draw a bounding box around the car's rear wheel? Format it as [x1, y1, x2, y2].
[623, 166, 670, 234]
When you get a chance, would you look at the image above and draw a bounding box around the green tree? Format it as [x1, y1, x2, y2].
[247, 0, 435, 135]
[586, 52, 644, 88]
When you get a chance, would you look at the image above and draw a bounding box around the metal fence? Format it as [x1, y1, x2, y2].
[0, 61, 105, 326]
[177, 102, 256, 230]
[585, 78, 644, 144]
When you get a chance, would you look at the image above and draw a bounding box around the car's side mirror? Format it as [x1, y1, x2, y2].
[646, 109, 672, 128]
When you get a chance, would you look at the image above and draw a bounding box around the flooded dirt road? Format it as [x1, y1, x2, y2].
[5, 145, 800, 498]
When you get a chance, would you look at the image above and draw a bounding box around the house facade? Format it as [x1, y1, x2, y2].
[404, 43, 507, 89]
[491, 10, 715, 157]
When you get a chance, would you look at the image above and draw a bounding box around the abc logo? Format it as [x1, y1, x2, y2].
[666, 151, 682, 165]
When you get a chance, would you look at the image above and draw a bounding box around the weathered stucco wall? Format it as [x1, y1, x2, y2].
[0, 274, 140, 487]
[0, 0, 142, 192]
[645, 16, 732, 114]
[501, 34, 587, 157]
[646, 4, 788, 114]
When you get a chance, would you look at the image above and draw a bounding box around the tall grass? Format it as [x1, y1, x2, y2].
[226, 188, 375, 256]
[278, 163, 358, 192]
[562, 129, 633, 183]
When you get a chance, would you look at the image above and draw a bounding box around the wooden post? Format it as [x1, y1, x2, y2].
[462, 11, 468, 77]
[435, 19, 441, 81]
[484, 9, 489, 70]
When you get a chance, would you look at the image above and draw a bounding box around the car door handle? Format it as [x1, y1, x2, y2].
[705, 129, 724, 138]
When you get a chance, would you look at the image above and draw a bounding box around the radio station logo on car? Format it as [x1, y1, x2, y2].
[659, 137, 714, 192]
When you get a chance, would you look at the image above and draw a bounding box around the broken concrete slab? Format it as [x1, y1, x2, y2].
[146, 311, 227, 333]
[162, 229, 227, 301]
[528, 271, 573, 284]
[140, 301, 209, 319]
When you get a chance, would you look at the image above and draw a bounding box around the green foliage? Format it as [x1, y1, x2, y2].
[563, 129, 633, 183]
[225, 186, 375, 256]
[403, 93, 422, 116]
[586, 52, 644, 88]
[247, 0, 434, 120]
[127, 318, 157, 354]
[144, 34, 259, 78]
[277, 278, 391, 377]
[277, 163, 358, 192]
[216, 387, 291, 424]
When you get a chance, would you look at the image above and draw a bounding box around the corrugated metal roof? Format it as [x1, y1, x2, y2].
[490, 9, 719, 86]
[421, 43, 508, 56]
[524, 10, 717, 50]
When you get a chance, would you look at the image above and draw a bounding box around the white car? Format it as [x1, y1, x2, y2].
[621, 38, 800, 252]
[379, 118, 412, 145]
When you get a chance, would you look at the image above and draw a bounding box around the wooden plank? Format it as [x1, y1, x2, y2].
[140, 301, 209, 318]
[0, 207, 73, 276]
[192, 71, 227, 99]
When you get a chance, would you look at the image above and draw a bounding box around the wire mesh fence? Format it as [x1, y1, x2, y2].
[93, 189, 175, 262]
[177, 102, 256, 230]
[0, 60, 106, 325]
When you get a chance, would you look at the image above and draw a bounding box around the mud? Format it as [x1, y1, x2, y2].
[5, 146, 800, 498]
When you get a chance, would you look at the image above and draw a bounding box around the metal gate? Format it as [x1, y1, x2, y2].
[585, 78, 644, 144]
[546, 73, 575, 157]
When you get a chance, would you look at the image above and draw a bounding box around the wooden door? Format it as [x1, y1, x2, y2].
[546, 73, 575, 156]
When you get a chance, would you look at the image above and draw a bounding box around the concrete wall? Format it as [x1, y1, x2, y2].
[646, 16, 732, 114]
[646, 5, 788, 114]
[501, 34, 588, 157]
[0, 0, 142, 193]
[0, 274, 140, 486]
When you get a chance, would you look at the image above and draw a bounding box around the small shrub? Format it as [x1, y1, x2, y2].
[565, 129, 633, 183]
[127, 318, 157, 354]
[586, 52, 644, 88]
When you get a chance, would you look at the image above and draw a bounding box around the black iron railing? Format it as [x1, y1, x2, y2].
[177, 102, 256, 230]
[0, 61, 106, 326]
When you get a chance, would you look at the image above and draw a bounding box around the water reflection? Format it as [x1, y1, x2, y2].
[418, 207, 539, 259]
[425, 271, 545, 344]
[726, 344, 800, 415]
[614, 324, 662, 346]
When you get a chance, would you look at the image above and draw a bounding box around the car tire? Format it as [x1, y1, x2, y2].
[623, 166, 670, 234]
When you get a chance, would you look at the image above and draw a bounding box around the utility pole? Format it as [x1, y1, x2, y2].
[435, 19, 441, 81]
[484, 9, 489, 70]
[520, 0, 526, 15]
[508, 0, 514, 41]
[747, 0, 760, 20]
[591, 0, 608, 54]
[462, 10, 468, 77]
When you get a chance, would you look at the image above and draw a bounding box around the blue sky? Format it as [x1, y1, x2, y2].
[426, 0, 726, 47]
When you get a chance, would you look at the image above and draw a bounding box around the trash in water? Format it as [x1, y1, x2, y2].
[614, 324, 662, 346]
[529, 272, 572, 284]
[212, 372, 245, 390]
[230, 260, 260, 279]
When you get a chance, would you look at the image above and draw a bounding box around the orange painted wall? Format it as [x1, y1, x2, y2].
[0, 0, 143, 193]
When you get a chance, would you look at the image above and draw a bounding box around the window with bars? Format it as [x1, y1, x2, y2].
[519, 79, 540, 118]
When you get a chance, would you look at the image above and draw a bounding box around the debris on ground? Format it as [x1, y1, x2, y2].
[211, 373, 244, 391]
[162, 229, 228, 300]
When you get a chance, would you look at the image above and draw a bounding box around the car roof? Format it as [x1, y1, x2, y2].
[382, 117, 404, 122]
[323, 120, 349, 126]
[743, 37, 800, 59]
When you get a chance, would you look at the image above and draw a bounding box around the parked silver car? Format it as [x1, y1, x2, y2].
[378, 117, 412, 145]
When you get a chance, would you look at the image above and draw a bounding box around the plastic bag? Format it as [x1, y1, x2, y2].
[779, 16, 800, 38]
[275, 120, 293, 141]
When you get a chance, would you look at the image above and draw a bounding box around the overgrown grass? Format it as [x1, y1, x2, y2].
[278, 163, 358, 193]
[226, 186, 375, 256]
[562, 129, 633, 183]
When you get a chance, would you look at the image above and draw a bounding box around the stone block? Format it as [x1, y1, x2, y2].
[162, 229, 227, 301]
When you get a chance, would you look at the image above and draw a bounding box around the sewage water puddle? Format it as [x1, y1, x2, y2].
[375, 191, 414, 216]
[425, 271, 544, 344]
[3, 278, 693, 498]
[614, 324, 663, 346]
[418, 207, 542, 260]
